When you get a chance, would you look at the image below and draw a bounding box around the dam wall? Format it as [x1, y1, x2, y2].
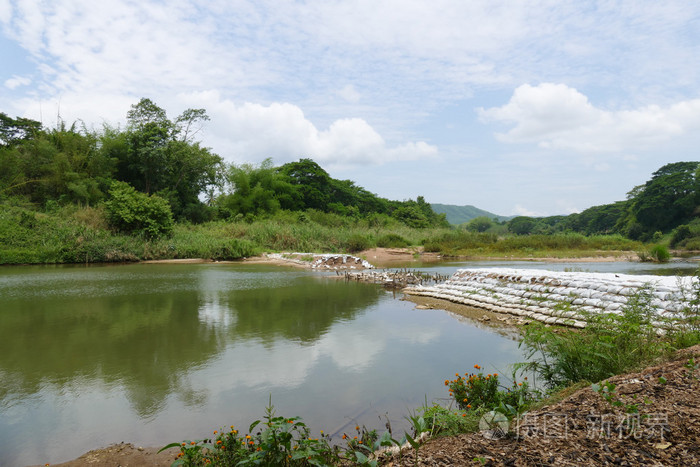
[404, 268, 696, 328]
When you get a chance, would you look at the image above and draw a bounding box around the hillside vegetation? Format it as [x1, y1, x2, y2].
[1, 99, 697, 264]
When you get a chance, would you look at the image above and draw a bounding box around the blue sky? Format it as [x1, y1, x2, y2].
[2, 1, 700, 216]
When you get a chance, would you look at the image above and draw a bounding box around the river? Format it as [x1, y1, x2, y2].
[0, 259, 696, 466]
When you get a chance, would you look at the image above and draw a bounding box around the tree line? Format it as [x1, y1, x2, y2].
[464, 161, 700, 246]
[0, 99, 448, 237]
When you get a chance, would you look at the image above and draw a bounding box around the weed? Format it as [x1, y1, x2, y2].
[516, 286, 671, 388]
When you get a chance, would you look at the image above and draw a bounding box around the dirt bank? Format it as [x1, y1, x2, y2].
[384, 345, 700, 466]
[29, 443, 177, 467]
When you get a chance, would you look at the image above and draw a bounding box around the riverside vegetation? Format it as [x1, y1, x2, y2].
[158, 280, 700, 466]
[1, 100, 698, 264]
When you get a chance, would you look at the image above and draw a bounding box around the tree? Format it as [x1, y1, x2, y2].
[105, 98, 223, 221]
[627, 162, 700, 233]
[278, 159, 332, 211]
[466, 216, 493, 232]
[218, 158, 300, 218]
[0, 119, 114, 205]
[508, 216, 536, 235]
[0, 113, 42, 146]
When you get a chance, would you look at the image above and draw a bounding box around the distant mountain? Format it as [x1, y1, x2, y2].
[431, 203, 514, 225]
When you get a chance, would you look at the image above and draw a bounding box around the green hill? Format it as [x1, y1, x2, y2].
[431, 203, 513, 225]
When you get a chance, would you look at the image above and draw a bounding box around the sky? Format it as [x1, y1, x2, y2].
[2, 1, 700, 216]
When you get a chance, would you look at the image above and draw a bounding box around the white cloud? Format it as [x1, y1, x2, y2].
[4, 75, 30, 89]
[479, 83, 700, 152]
[180, 91, 437, 166]
[512, 204, 542, 217]
[0, 0, 11, 23]
[338, 84, 361, 103]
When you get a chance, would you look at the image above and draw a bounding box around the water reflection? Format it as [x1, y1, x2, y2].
[0, 265, 380, 412]
[0, 264, 394, 466]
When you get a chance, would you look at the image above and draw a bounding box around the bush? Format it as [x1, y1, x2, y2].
[638, 244, 671, 262]
[104, 181, 174, 238]
[376, 233, 410, 248]
[344, 234, 373, 253]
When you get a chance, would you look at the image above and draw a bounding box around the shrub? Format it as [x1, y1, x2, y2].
[344, 234, 373, 253]
[104, 181, 174, 238]
[376, 233, 410, 248]
[639, 244, 671, 262]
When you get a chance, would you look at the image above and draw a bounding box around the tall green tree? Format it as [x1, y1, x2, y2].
[218, 158, 298, 217]
[104, 98, 223, 221]
[508, 216, 536, 235]
[0, 113, 42, 146]
[277, 158, 332, 211]
[626, 162, 700, 234]
[0, 119, 114, 205]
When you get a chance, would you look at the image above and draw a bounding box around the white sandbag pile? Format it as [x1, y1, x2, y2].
[404, 268, 695, 328]
[310, 254, 374, 270]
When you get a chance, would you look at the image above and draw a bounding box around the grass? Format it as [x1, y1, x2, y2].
[0, 201, 650, 265]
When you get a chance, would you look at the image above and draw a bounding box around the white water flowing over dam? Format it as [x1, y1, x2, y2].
[404, 268, 696, 328]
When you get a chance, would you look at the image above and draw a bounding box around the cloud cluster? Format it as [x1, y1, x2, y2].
[181, 92, 437, 165]
[479, 83, 700, 152]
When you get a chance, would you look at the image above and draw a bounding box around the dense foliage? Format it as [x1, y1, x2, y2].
[0, 100, 448, 242]
[104, 181, 174, 238]
[4, 99, 700, 263]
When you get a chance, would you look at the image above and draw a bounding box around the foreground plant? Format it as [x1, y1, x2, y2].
[160, 402, 340, 466]
[159, 401, 408, 467]
[446, 366, 535, 414]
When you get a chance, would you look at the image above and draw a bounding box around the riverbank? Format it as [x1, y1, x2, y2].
[387, 343, 700, 466]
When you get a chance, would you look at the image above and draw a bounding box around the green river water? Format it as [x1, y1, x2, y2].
[0, 260, 696, 466]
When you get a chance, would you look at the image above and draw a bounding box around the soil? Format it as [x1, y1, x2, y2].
[29, 443, 178, 467]
[358, 248, 640, 268]
[381, 345, 700, 466]
[140, 248, 642, 270]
